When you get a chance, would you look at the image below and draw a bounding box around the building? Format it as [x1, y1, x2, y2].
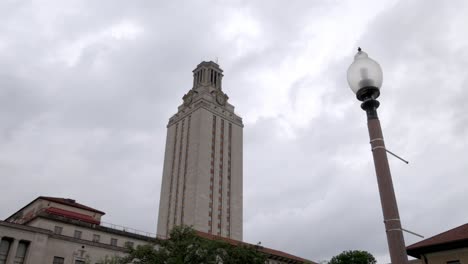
[1, 196, 156, 264]
[157, 61, 243, 240]
[407, 223, 468, 264]
[1, 196, 314, 264]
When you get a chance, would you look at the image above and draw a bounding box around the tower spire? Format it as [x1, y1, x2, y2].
[192, 61, 224, 90]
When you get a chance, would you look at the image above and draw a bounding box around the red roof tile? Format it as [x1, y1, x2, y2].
[5, 196, 105, 222]
[46, 207, 100, 225]
[40, 196, 105, 215]
[196, 231, 315, 264]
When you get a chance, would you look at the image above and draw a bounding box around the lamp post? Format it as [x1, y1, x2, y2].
[347, 48, 408, 264]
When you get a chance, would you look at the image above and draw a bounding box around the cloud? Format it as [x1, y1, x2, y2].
[1, 0, 468, 263]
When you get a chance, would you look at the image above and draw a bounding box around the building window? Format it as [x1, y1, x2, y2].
[124, 241, 134, 248]
[52, 256, 65, 264]
[92, 234, 100, 242]
[110, 238, 118, 246]
[0, 238, 11, 264]
[14, 241, 29, 264]
[74, 260, 85, 264]
[54, 226, 63, 235]
[74, 230, 82, 239]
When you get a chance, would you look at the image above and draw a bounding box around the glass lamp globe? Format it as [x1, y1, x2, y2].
[347, 48, 383, 100]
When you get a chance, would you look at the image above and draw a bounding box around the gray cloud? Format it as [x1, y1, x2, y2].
[1, 0, 468, 263]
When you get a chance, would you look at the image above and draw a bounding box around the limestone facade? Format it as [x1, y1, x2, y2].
[0, 197, 155, 264]
[157, 61, 243, 240]
[0, 187, 312, 264]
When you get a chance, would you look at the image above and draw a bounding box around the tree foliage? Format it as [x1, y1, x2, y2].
[98, 255, 121, 264]
[119, 226, 267, 264]
[328, 250, 377, 264]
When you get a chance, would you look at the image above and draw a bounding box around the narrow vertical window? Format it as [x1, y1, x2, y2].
[218, 119, 225, 236]
[214, 71, 217, 86]
[167, 123, 179, 237]
[181, 115, 191, 224]
[14, 241, 29, 264]
[174, 119, 185, 226]
[227, 122, 232, 237]
[209, 115, 216, 233]
[0, 238, 11, 263]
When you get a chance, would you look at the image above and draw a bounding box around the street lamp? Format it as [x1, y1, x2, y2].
[347, 48, 408, 264]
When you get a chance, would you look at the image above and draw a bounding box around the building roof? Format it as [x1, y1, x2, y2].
[39, 196, 105, 214]
[407, 223, 468, 258]
[45, 207, 100, 225]
[196, 231, 316, 264]
[5, 196, 105, 222]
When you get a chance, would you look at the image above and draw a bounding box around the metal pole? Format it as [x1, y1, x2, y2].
[363, 99, 408, 264]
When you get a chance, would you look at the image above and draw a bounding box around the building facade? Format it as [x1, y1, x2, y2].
[157, 61, 243, 240]
[0, 196, 313, 264]
[1, 196, 156, 264]
[407, 223, 468, 264]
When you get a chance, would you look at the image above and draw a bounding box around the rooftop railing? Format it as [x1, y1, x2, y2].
[100, 221, 157, 238]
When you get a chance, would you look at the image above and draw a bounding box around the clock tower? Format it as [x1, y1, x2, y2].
[157, 61, 243, 240]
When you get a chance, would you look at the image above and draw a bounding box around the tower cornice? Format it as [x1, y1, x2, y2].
[168, 98, 243, 127]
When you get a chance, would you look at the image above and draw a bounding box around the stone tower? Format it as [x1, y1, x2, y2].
[157, 61, 243, 240]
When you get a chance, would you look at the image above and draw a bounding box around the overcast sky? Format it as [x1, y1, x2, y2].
[1, 0, 468, 263]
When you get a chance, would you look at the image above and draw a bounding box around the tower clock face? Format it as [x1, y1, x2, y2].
[216, 93, 226, 106]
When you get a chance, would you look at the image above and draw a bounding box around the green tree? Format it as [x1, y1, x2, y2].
[98, 255, 121, 264]
[119, 226, 267, 264]
[328, 250, 377, 264]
